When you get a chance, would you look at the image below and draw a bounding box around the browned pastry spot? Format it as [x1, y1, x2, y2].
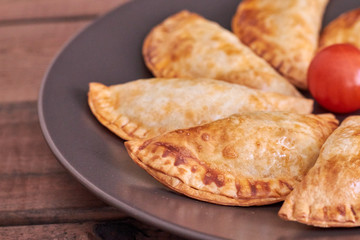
[232, 0, 329, 89]
[279, 116, 360, 227]
[126, 112, 338, 206]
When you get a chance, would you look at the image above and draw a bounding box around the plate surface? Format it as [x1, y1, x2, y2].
[39, 0, 360, 239]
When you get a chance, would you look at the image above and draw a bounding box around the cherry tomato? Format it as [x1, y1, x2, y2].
[308, 43, 360, 113]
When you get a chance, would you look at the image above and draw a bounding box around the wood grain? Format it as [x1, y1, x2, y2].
[0, 222, 98, 240]
[0, 0, 129, 22]
[0, 101, 126, 226]
[0, 102, 63, 175]
[0, 0, 129, 103]
[0, 22, 91, 103]
[0, 219, 186, 240]
[0, 0, 184, 238]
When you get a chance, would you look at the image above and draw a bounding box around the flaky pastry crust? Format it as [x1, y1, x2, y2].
[279, 116, 360, 227]
[126, 112, 338, 206]
[143, 10, 302, 97]
[232, 0, 328, 89]
[319, 8, 360, 50]
[88, 78, 313, 140]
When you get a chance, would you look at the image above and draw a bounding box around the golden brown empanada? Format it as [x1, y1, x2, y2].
[125, 112, 338, 206]
[143, 10, 302, 97]
[232, 0, 329, 89]
[279, 116, 360, 227]
[319, 8, 360, 50]
[88, 78, 313, 140]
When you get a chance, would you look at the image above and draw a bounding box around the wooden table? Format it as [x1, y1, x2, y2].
[0, 1, 185, 239]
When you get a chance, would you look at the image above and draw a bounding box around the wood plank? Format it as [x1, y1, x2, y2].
[1, 206, 126, 227]
[0, 171, 102, 212]
[0, 0, 131, 103]
[0, 219, 186, 240]
[0, 101, 126, 226]
[0, 0, 130, 22]
[0, 170, 126, 226]
[0, 102, 179, 236]
[0, 222, 97, 240]
[0, 21, 90, 103]
[0, 102, 63, 175]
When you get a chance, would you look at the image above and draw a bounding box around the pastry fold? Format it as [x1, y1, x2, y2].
[232, 0, 329, 89]
[319, 8, 360, 50]
[279, 116, 360, 227]
[88, 78, 313, 140]
[143, 10, 302, 97]
[125, 112, 338, 206]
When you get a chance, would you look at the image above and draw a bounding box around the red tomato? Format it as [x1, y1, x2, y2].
[308, 43, 360, 113]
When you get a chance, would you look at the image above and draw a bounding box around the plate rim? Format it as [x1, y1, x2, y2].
[37, 0, 360, 239]
[37, 0, 224, 239]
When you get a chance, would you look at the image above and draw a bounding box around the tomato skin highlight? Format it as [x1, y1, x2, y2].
[307, 43, 360, 113]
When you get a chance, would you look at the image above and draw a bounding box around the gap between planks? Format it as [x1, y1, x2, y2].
[0, 206, 126, 227]
[0, 0, 130, 22]
[0, 14, 98, 27]
[0, 0, 129, 103]
[0, 218, 186, 240]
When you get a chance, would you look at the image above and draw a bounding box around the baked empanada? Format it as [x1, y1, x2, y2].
[232, 0, 329, 89]
[125, 112, 338, 206]
[88, 78, 313, 140]
[319, 8, 360, 50]
[143, 10, 302, 97]
[279, 116, 360, 227]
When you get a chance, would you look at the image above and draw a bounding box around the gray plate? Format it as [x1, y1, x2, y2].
[38, 0, 360, 239]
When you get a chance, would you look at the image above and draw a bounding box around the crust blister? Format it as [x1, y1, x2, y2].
[88, 78, 313, 141]
[126, 138, 296, 206]
[125, 112, 338, 206]
[279, 116, 360, 227]
[232, 0, 329, 89]
[143, 10, 302, 97]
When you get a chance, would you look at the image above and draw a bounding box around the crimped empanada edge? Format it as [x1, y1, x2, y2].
[145, 163, 285, 206]
[88, 82, 151, 140]
[125, 140, 296, 206]
[142, 26, 161, 77]
[142, 10, 194, 78]
[319, 8, 360, 50]
[279, 201, 360, 228]
[145, 9, 306, 95]
[278, 116, 360, 228]
[231, 13, 308, 90]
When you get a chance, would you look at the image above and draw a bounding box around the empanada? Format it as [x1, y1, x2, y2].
[279, 116, 360, 227]
[319, 8, 360, 50]
[125, 112, 338, 206]
[232, 0, 329, 89]
[143, 10, 302, 97]
[88, 78, 313, 140]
